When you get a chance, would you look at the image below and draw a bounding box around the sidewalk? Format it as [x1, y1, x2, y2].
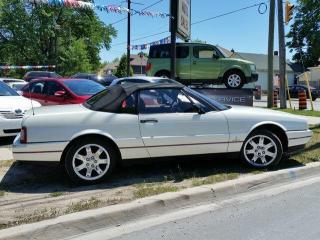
[0, 148, 12, 161]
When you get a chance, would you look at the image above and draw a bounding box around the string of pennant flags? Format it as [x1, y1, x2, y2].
[0, 65, 56, 70]
[131, 36, 170, 50]
[25, 0, 171, 18]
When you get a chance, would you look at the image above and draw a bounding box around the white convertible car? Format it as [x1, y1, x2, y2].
[13, 83, 312, 184]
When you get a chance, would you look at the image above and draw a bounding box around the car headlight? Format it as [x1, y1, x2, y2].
[250, 64, 256, 72]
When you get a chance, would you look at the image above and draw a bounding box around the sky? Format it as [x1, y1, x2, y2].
[94, 0, 297, 62]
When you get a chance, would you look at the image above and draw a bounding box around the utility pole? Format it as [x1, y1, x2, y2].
[267, 0, 275, 108]
[127, 0, 131, 77]
[170, 0, 177, 79]
[277, 0, 287, 108]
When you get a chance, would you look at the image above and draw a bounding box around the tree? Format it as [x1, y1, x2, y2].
[286, 0, 320, 67]
[115, 54, 133, 78]
[0, 0, 117, 76]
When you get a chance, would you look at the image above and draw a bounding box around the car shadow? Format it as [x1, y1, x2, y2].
[0, 154, 306, 194]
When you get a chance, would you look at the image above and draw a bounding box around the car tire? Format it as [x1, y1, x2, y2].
[241, 129, 283, 168]
[155, 70, 171, 79]
[224, 70, 245, 89]
[65, 137, 118, 184]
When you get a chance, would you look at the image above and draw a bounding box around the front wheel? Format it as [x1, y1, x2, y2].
[65, 138, 117, 184]
[241, 129, 283, 168]
[224, 71, 245, 89]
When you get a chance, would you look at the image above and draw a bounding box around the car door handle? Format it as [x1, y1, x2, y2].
[140, 119, 158, 123]
[193, 61, 197, 65]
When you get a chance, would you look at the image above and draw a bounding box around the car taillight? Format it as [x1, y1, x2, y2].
[145, 62, 152, 72]
[20, 127, 27, 143]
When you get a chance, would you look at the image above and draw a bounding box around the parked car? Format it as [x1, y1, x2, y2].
[72, 73, 117, 86]
[23, 71, 61, 82]
[109, 76, 179, 86]
[146, 43, 258, 89]
[13, 82, 311, 184]
[0, 81, 41, 137]
[0, 78, 27, 93]
[288, 85, 319, 101]
[21, 78, 105, 105]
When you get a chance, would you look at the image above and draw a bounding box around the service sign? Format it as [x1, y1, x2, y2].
[177, 0, 191, 40]
[193, 88, 254, 107]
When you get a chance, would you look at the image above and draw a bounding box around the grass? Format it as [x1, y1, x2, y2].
[49, 192, 64, 198]
[192, 173, 240, 187]
[0, 160, 14, 168]
[65, 197, 102, 214]
[274, 108, 320, 117]
[134, 184, 179, 198]
[0, 191, 5, 197]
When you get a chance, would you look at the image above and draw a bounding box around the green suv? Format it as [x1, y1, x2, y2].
[146, 43, 258, 89]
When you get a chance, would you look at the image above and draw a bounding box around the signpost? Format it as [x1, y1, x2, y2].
[170, 0, 191, 79]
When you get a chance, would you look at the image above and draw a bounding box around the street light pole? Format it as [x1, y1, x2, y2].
[267, 0, 275, 108]
[277, 0, 287, 108]
[127, 0, 131, 77]
[170, 0, 177, 79]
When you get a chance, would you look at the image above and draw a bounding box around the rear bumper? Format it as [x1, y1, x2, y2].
[12, 134, 67, 162]
[286, 129, 312, 148]
[246, 73, 259, 83]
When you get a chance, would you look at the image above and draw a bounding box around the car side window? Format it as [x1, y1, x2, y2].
[30, 81, 45, 94]
[193, 46, 219, 59]
[46, 81, 65, 96]
[120, 93, 137, 114]
[176, 46, 189, 58]
[138, 89, 194, 114]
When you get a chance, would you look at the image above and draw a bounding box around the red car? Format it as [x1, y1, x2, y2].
[21, 78, 105, 105]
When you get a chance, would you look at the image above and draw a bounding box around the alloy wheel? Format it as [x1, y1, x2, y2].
[243, 135, 278, 167]
[72, 144, 110, 181]
[227, 74, 241, 88]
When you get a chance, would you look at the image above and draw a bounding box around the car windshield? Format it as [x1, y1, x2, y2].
[184, 87, 229, 111]
[0, 82, 19, 96]
[63, 79, 105, 96]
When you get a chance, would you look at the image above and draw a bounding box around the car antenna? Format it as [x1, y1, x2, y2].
[28, 83, 35, 116]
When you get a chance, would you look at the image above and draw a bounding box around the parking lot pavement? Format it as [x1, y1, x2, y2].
[254, 96, 320, 111]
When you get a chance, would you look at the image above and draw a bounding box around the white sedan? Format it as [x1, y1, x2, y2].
[13, 83, 312, 184]
[0, 81, 41, 137]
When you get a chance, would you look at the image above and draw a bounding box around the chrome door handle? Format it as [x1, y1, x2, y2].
[140, 119, 158, 123]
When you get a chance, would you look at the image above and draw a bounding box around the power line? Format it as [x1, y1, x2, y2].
[111, 0, 164, 26]
[111, 1, 269, 47]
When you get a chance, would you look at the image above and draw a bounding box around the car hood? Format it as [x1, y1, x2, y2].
[222, 106, 308, 131]
[0, 96, 41, 112]
[222, 57, 254, 65]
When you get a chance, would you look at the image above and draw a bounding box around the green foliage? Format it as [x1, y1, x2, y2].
[286, 0, 320, 67]
[0, 0, 117, 76]
[115, 54, 133, 78]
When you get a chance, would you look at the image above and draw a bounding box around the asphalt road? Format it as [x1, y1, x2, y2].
[70, 176, 320, 240]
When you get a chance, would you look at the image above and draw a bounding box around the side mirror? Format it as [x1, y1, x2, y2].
[193, 104, 206, 115]
[54, 90, 66, 97]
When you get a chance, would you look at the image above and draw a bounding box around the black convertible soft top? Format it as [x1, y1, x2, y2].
[85, 82, 184, 112]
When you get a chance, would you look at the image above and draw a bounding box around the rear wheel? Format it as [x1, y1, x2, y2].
[241, 129, 283, 168]
[224, 70, 245, 89]
[65, 138, 117, 184]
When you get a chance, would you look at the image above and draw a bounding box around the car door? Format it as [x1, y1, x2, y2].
[23, 81, 47, 105]
[191, 45, 221, 80]
[45, 80, 70, 105]
[138, 88, 229, 158]
[176, 46, 191, 80]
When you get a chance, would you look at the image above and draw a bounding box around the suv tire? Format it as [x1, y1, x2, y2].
[224, 70, 245, 89]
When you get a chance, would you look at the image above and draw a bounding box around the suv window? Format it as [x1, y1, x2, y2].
[149, 45, 189, 59]
[193, 46, 219, 59]
[139, 89, 194, 114]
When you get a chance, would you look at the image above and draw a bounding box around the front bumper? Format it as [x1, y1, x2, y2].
[286, 129, 313, 149]
[246, 73, 259, 83]
[0, 118, 22, 137]
[12, 134, 67, 162]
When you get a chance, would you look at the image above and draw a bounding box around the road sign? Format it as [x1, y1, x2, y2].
[177, 0, 191, 40]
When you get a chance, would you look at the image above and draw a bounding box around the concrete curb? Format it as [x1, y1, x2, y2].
[1, 162, 320, 240]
